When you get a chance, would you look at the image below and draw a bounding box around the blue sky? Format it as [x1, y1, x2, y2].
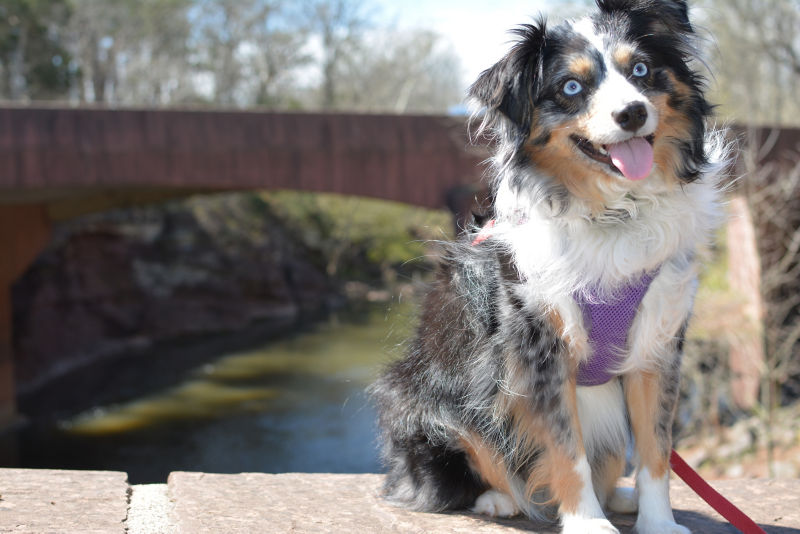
[372, 0, 582, 86]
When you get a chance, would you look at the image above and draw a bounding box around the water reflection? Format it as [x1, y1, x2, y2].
[17, 300, 415, 483]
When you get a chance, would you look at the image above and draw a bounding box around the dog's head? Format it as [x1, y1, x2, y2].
[470, 0, 711, 212]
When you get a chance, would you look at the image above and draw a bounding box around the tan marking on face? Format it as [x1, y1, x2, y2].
[664, 70, 691, 100]
[527, 108, 549, 145]
[525, 117, 619, 214]
[625, 371, 670, 479]
[613, 44, 636, 69]
[459, 434, 511, 494]
[568, 56, 595, 79]
[650, 91, 693, 185]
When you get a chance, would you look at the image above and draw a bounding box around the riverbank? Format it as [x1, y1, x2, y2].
[11, 191, 448, 400]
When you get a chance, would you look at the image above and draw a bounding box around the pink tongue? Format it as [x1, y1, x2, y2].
[607, 137, 654, 181]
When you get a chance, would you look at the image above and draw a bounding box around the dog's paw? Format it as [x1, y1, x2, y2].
[607, 487, 638, 514]
[634, 518, 691, 534]
[561, 516, 620, 534]
[472, 489, 520, 518]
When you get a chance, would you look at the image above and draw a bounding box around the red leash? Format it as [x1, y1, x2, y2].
[670, 450, 766, 534]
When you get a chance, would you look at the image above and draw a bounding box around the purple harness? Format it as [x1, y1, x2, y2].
[574, 270, 658, 386]
[470, 221, 657, 387]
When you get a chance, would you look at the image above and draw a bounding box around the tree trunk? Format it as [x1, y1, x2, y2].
[727, 195, 764, 410]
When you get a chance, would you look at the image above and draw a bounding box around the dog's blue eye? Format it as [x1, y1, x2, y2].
[632, 62, 648, 77]
[563, 80, 583, 96]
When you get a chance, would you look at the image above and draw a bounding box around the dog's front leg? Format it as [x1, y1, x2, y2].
[624, 369, 690, 534]
[557, 452, 620, 534]
[540, 378, 619, 534]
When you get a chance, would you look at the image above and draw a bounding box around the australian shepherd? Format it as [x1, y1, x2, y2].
[370, 0, 729, 533]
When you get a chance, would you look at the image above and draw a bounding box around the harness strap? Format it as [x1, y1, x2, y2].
[574, 269, 658, 386]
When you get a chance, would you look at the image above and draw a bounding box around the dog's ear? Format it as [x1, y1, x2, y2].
[596, 0, 692, 34]
[468, 22, 546, 146]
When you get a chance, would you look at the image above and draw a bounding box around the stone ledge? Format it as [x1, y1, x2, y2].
[0, 468, 798, 533]
[167, 473, 800, 534]
[0, 468, 129, 534]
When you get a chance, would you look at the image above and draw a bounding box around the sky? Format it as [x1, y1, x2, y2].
[373, 0, 584, 87]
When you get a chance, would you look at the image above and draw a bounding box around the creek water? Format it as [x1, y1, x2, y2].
[12, 300, 416, 484]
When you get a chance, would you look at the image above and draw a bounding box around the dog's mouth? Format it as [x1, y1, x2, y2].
[570, 134, 655, 181]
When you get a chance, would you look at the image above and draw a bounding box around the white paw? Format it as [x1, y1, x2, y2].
[472, 489, 520, 518]
[607, 487, 638, 514]
[634, 518, 691, 534]
[562, 516, 620, 534]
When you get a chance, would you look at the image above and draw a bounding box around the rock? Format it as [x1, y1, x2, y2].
[0, 468, 129, 533]
[12, 193, 337, 396]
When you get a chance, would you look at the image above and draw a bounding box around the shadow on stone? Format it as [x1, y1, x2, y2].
[442, 508, 800, 534]
[673, 509, 800, 534]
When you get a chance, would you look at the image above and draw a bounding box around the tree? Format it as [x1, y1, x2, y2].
[191, 0, 310, 108]
[2, 0, 466, 112]
[301, 0, 463, 113]
[65, 0, 194, 105]
[735, 129, 800, 474]
[304, 0, 373, 109]
[113, 0, 196, 106]
[699, 0, 800, 126]
[332, 28, 463, 113]
[0, 0, 74, 101]
[66, 0, 125, 103]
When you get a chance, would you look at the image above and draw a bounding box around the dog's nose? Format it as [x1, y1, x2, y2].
[612, 102, 648, 132]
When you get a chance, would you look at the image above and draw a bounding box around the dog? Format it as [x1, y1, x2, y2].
[370, 0, 729, 533]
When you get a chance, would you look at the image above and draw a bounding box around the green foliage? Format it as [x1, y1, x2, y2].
[260, 191, 452, 282]
[699, 0, 800, 126]
[688, 229, 741, 341]
[697, 229, 730, 293]
[0, 0, 75, 100]
[0, 0, 464, 112]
